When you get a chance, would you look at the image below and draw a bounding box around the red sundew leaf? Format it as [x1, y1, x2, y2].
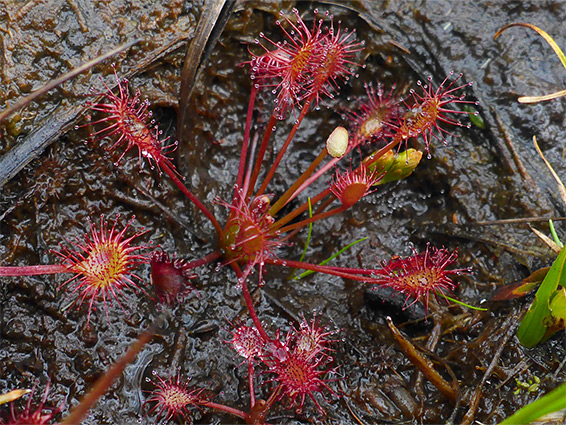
[53, 215, 151, 324]
[345, 82, 399, 147]
[82, 66, 178, 174]
[144, 373, 208, 423]
[390, 72, 476, 157]
[330, 165, 383, 207]
[150, 250, 197, 307]
[372, 244, 471, 314]
[249, 9, 363, 119]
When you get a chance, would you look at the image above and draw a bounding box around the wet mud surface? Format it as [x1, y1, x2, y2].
[1, 1, 565, 424]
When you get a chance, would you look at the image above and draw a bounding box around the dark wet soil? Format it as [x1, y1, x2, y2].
[1, 1, 565, 424]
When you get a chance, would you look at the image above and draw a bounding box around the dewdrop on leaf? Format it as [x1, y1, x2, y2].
[326, 126, 349, 158]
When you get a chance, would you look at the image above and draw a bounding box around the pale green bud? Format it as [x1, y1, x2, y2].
[364, 149, 423, 185]
[326, 126, 349, 158]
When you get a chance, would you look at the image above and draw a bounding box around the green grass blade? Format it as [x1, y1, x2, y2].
[549, 219, 563, 247]
[296, 237, 368, 279]
[517, 244, 566, 347]
[443, 294, 488, 311]
[499, 383, 566, 424]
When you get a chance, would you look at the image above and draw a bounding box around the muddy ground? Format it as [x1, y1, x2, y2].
[1, 1, 565, 424]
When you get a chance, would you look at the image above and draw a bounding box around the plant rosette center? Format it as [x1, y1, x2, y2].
[218, 194, 279, 267]
[401, 105, 435, 139]
[70, 241, 129, 289]
[400, 268, 443, 291]
[220, 214, 274, 263]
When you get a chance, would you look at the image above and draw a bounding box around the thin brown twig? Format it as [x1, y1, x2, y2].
[413, 319, 443, 405]
[342, 395, 369, 425]
[114, 171, 199, 237]
[533, 135, 566, 206]
[519, 89, 566, 103]
[461, 314, 519, 425]
[0, 34, 190, 190]
[529, 225, 562, 253]
[66, 0, 88, 33]
[495, 359, 530, 390]
[177, 0, 234, 142]
[386, 317, 458, 404]
[492, 107, 536, 191]
[474, 216, 566, 225]
[0, 39, 141, 123]
[59, 318, 162, 425]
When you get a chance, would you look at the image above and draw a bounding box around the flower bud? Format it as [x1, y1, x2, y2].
[363, 149, 423, 185]
[326, 126, 349, 158]
[150, 250, 197, 307]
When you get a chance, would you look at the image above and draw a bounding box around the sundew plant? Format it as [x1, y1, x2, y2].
[0, 6, 479, 424]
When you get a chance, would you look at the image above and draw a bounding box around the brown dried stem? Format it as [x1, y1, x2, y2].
[386, 316, 458, 404]
[59, 318, 161, 425]
[0, 39, 140, 123]
[460, 314, 519, 425]
[177, 0, 235, 142]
